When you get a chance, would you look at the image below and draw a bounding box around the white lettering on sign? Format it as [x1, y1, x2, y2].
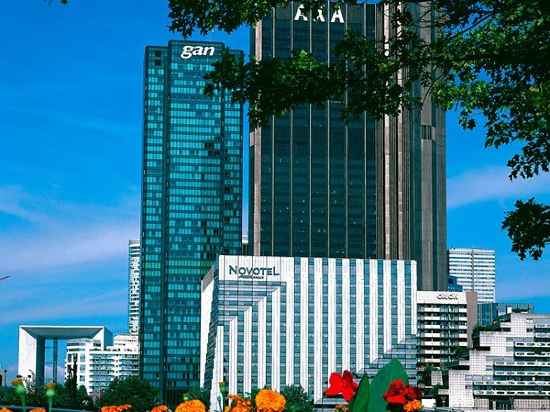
[294, 4, 345, 24]
[180, 45, 216, 60]
[228, 265, 281, 280]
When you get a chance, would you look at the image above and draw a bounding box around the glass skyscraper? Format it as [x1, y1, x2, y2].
[139, 41, 243, 399]
[248, 2, 447, 291]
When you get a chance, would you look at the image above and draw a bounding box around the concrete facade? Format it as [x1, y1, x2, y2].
[65, 334, 139, 396]
[449, 313, 550, 411]
[417, 291, 477, 371]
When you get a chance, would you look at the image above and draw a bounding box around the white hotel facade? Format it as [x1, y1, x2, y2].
[200, 255, 419, 406]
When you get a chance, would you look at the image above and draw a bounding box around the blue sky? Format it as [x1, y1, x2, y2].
[1, 1, 548, 379]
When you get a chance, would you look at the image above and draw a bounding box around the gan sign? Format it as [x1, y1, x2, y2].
[180, 45, 216, 60]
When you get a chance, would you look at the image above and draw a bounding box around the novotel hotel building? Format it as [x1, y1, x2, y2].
[201, 255, 419, 406]
[139, 41, 243, 398]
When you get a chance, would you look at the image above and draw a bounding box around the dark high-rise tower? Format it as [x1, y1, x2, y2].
[249, 2, 447, 290]
[139, 41, 243, 398]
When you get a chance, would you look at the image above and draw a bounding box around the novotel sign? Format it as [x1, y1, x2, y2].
[180, 45, 216, 60]
[228, 265, 281, 279]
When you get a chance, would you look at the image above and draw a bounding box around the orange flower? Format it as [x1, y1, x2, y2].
[101, 405, 131, 412]
[404, 400, 422, 412]
[175, 400, 207, 412]
[225, 395, 252, 412]
[255, 389, 286, 412]
[30, 408, 46, 412]
[152, 405, 169, 412]
[46, 382, 57, 390]
[11, 378, 24, 386]
[1, 408, 14, 412]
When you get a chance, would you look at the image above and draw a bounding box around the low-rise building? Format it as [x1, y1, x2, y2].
[477, 302, 534, 327]
[417, 291, 477, 373]
[449, 312, 550, 411]
[201, 255, 419, 408]
[65, 334, 139, 396]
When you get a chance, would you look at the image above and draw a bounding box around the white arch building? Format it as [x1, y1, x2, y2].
[18, 325, 112, 387]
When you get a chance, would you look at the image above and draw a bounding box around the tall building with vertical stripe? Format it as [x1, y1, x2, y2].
[248, 2, 447, 291]
[201, 255, 418, 406]
[128, 240, 141, 336]
[448, 248, 496, 303]
[140, 41, 243, 399]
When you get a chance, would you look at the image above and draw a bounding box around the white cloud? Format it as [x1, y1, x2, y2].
[0, 289, 128, 327]
[447, 166, 550, 209]
[0, 185, 139, 275]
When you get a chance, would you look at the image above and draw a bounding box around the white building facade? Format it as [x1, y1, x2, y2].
[448, 248, 495, 303]
[201, 255, 419, 407]
[449, 313, 550, 411]
[65, 334, 139, 396]
[417, 291, 477, 371]
[128, 240, 141, 336]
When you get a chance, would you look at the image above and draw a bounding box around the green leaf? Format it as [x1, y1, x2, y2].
[349, 375, 370, 412]
[366, 359, 409, 412]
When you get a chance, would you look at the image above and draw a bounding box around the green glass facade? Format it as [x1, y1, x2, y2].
[139, 41, 243, 398]
[249, 2, 447, 291]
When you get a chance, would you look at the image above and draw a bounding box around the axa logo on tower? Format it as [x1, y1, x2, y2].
[180, 45, 216, 60]
[294, 4, 344, 23]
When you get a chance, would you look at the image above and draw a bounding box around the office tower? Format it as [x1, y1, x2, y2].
[248, 2, 447, 291]
[65, 334, 139, 396]
[448, 275, 464, 292]
[128, 240, 141, 336]
[140, 41, 243, 397]
[448, 248, 496, 303]
[201, 255, 419, 406]
[477, 302, 534, 327]
[449, 312, 550, 410]
[416, 291, 477, 372]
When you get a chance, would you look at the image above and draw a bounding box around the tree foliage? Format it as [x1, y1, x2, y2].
[99, 377, 158, 412]
[280, 385, 314, 412]
[0, 382, 94, 411]
[503, 198, 550, 260]
[168, 0, 550, 259]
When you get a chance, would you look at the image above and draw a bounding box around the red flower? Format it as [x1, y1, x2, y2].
[384, 380, 422, 407]
[325, 370, 359, 402]
[404, 386, 421, 402]
[383, 379, 408, 405]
